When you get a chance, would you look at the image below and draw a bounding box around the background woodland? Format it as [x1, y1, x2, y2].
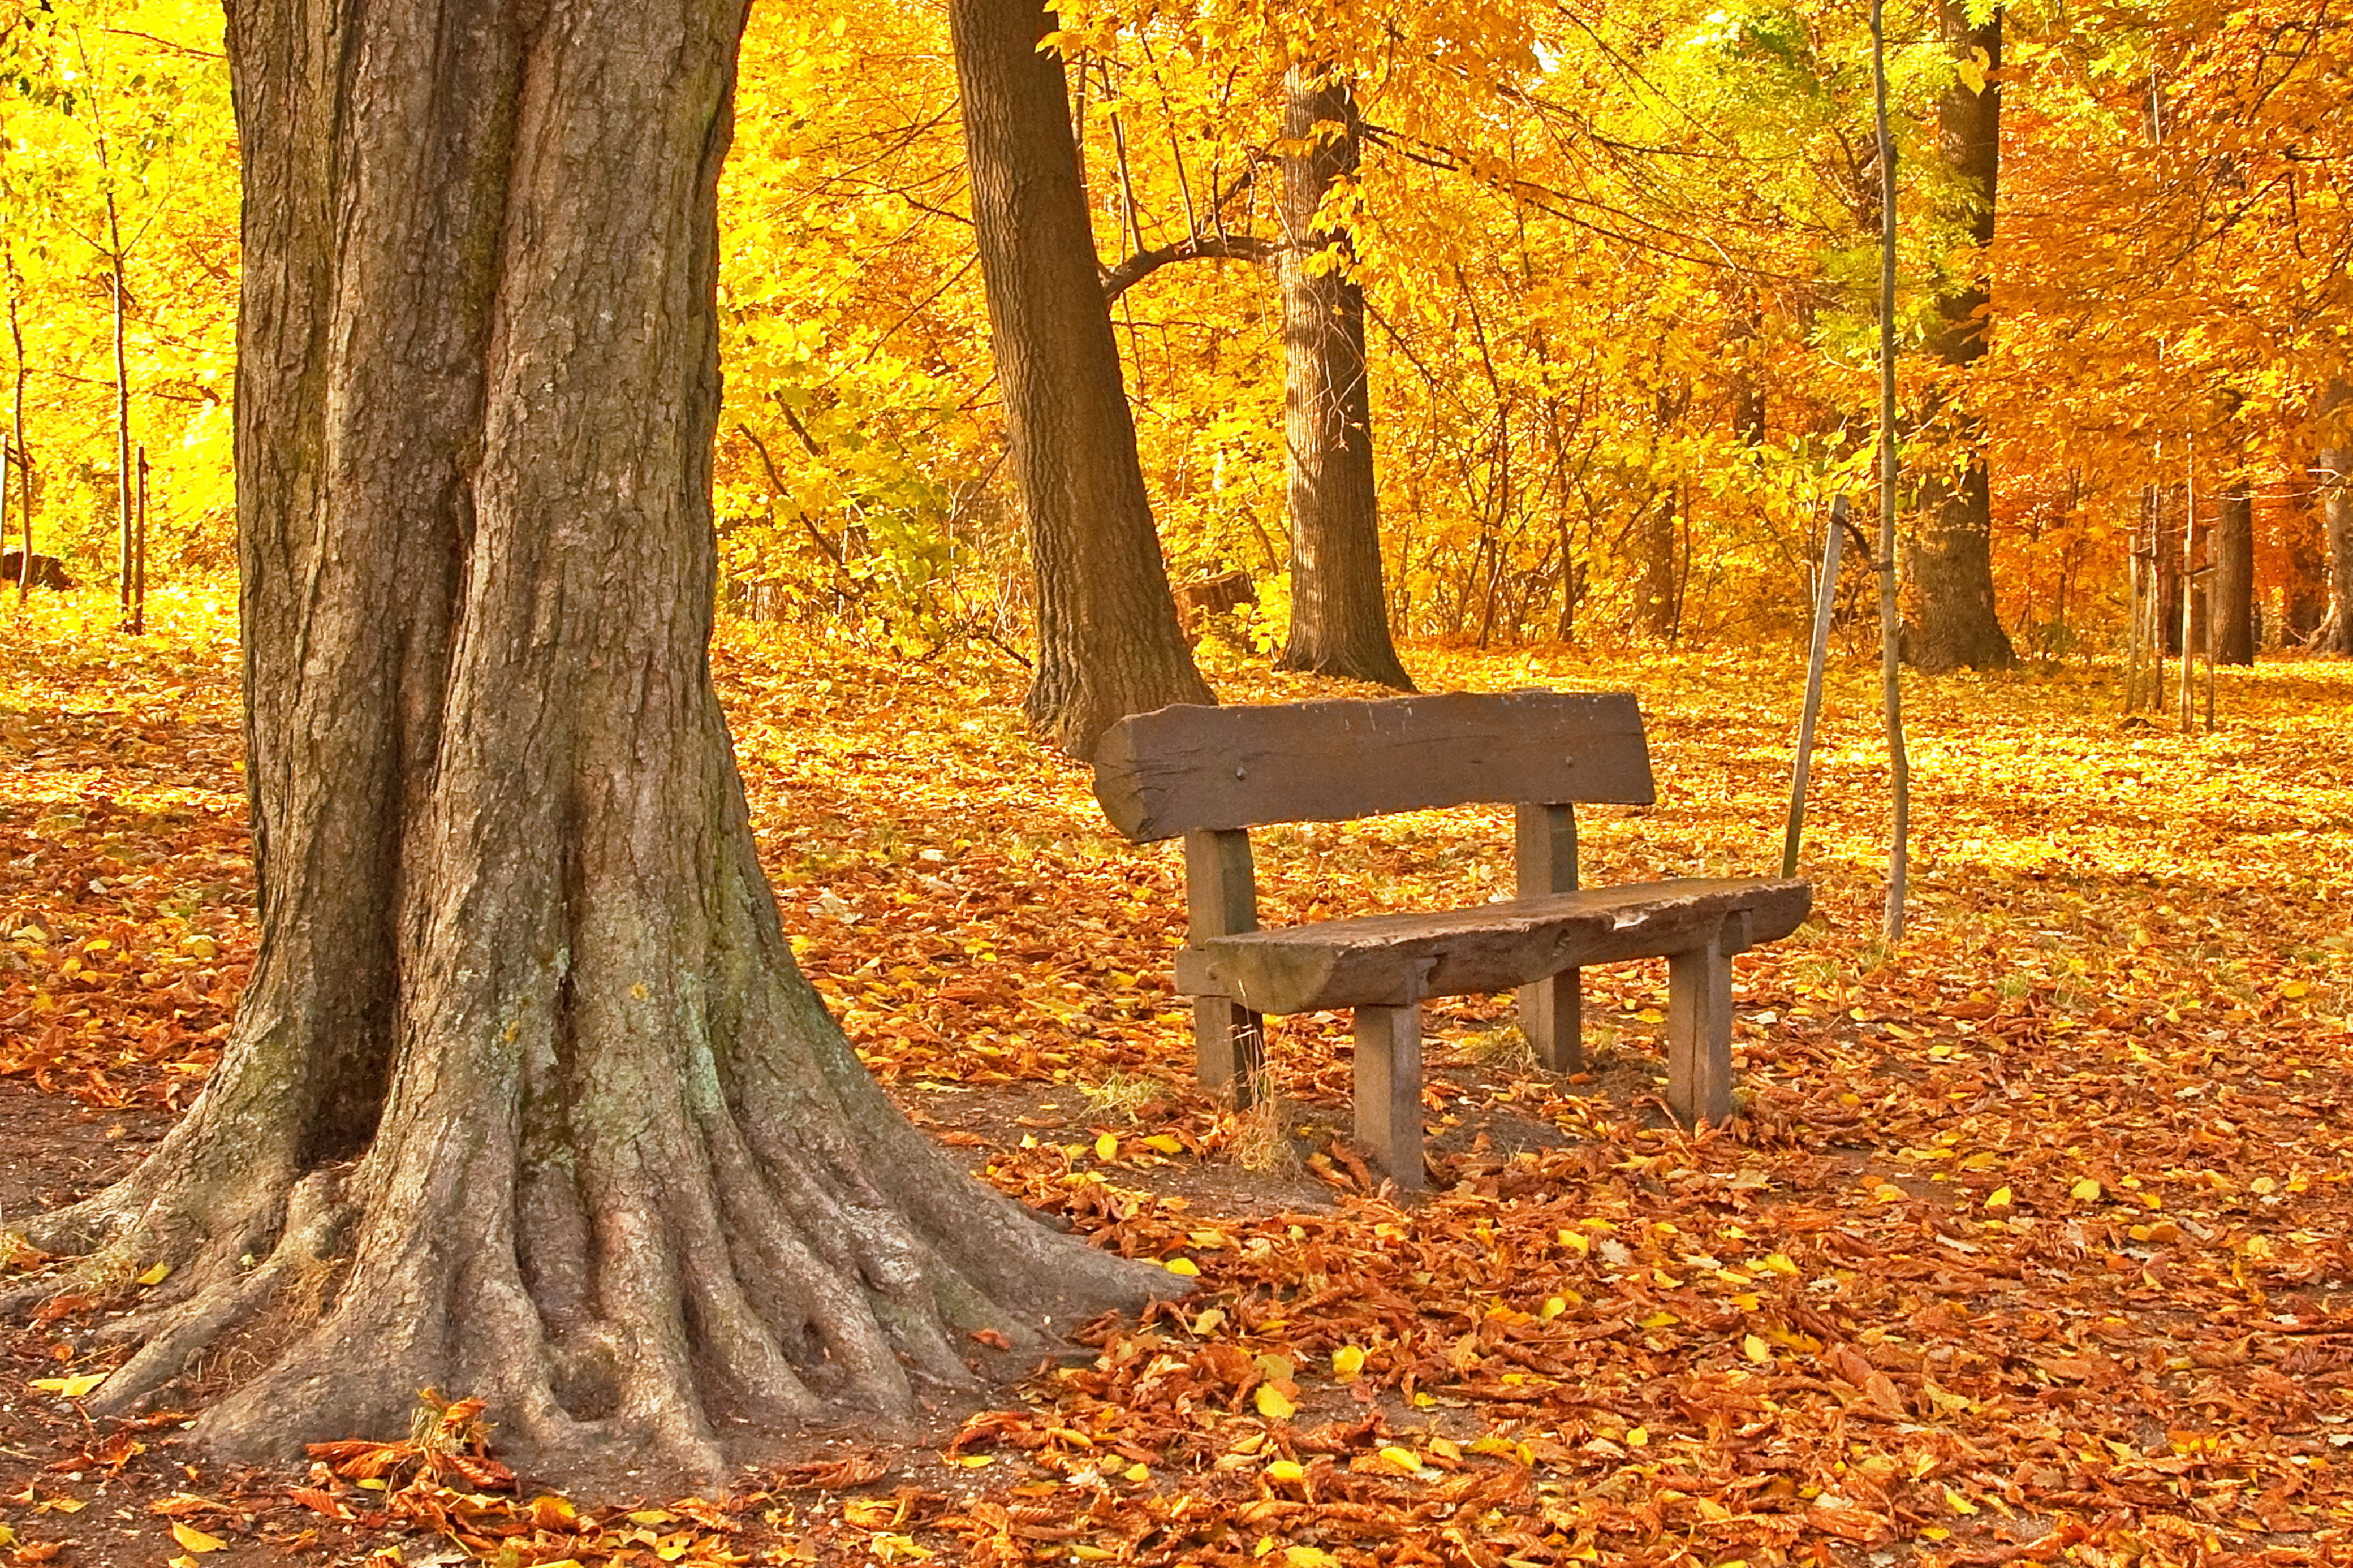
[5, 0, 2349, 666]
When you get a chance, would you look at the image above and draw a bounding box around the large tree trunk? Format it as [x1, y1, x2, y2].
[947, 0, 1214, 758]
[1275, 66, 1413, 690]
[10, 0, 1160, 1485]
[2212, 484, 2255, 664]
[1904, 0, 2016, 672]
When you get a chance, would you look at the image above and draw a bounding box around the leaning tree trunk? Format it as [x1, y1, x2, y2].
[947, 0, 1214, 758]
[1904, 0, 2017, 672]
[2212, 483, 2255, 664]
[1275, 65, 1413, 690]
[8, 0, 1162, 1485]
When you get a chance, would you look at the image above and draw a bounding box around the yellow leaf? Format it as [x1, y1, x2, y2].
[953, 1455, 996, 1467]
[1742, 1333, 1772, 1364]
[1331, 1345, 1365, 1378]
[1094, 1133, 1118, 1162]
[1141, 1134, 1183, 1154]
[169, 1558, 199, 1568]
[2071, 1178, 2103, 1202]
[1638, 1310, 1678, 1329]
[1377, 1445, 1425, 1475]
[1945, 1487, 1980, 1515]
[1283, 1549, 1341, 1568]
[30, 1373, 107, 1398]
[1540, 1296, 1567, 1319]
[1557, 1228, 1589, 1254]
[1123, 1461, 1149, 1481]
[1761, 1254, 1798, 1276]
[1253, 1384, 1296, 1420]
[1625, 1426, 1650, 1447]
[137, 1262, 172, 1286]
[1985, 1186, 2014, 1208]
[1162, 1256, 1200, 1277]
[1265, 1459, 1304, 1483]
[170, 1522, 227, 1553]
[2282, 980, 2309, 999]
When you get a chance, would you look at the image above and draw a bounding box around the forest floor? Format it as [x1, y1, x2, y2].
[2, 586, 2350, 1568]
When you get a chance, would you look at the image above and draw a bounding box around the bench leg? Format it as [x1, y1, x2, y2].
[1192, 996, 1266, 1106]
[1353, 1003, 1424, 1191]
[1665, 932, 1735, 1127]
[1518, 966, 1583, 1072]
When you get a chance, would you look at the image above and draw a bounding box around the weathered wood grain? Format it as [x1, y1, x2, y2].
[1183, 828, 1264, 1100]
[1354, 1004, 1424, 1191]
[1092, 690, 1654, 842]
[1173, 878, 1810, 1017]
[1514, 801, 1581, 1072]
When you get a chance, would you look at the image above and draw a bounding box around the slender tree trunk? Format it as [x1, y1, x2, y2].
[3, 252, 17, 603]
[2317, 385, 2353, 654]
[2283, 473, 2326, 644]
[12, 0, 1160, 1484]
[2212, 483, 2254, 664]
[947, 0, 1213, 758]
[1873, 0, 1910, 942]
[1275, 65, 1412, 689]
[1904, 0, 2016, 672]
[7, 250, 25, 602]
[108, 208, 132, 629]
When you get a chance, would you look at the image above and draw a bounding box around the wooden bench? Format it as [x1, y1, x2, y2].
[1091, 692, 1811, 1189]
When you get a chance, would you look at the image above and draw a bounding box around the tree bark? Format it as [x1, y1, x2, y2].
[947, 0, 1214, 758]
[2212, 484, 2255, 664]
[2319, 445, 2353, 654]
[2317, 384, 2353, 654]
[11, 0, 1161, 1485]
[1903, 0, 2016, 672]
[2283, 473, 2326, 644]
[1275, 66, 1412, 690]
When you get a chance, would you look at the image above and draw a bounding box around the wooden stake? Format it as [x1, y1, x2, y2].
[1782, 495, 1847, 878]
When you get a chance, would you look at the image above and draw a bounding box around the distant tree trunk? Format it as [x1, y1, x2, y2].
[947, 0, 1214, 757]
[2212, 483, 2254, 664]
[1635, 490, 1677, 640]
[2318, 437, 2353, 655]
[1275, 65, 1412, 689]
[1634, 385, 1683, 641]
[1904, 0, 2016, 672]
[14, 0, 1160, 1484]
[5, 253, 21, 602]
[2283, 476, 2326, 643]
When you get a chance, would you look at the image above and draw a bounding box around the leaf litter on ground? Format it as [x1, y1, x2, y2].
[2, 588, 2350, 1567]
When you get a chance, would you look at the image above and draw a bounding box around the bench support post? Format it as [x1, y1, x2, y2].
[1184, 828, 1265, 1104]
[1352, 1003, 1424, 1191]
[1514, 802, 1582, 1071]
[1665, 928, 1735, 1127]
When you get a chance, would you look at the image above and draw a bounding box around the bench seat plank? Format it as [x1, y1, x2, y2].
[1174, 877, 1809, 1017]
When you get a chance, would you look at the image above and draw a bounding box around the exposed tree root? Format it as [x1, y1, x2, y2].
[11, 956, 1173, 1487]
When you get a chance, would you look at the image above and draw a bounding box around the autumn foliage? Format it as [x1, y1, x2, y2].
[6, 0, 2348, 649]
[5, 590, 2351, 1564]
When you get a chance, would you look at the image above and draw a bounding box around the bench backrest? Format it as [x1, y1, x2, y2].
[1092, 691, 1654, 844]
